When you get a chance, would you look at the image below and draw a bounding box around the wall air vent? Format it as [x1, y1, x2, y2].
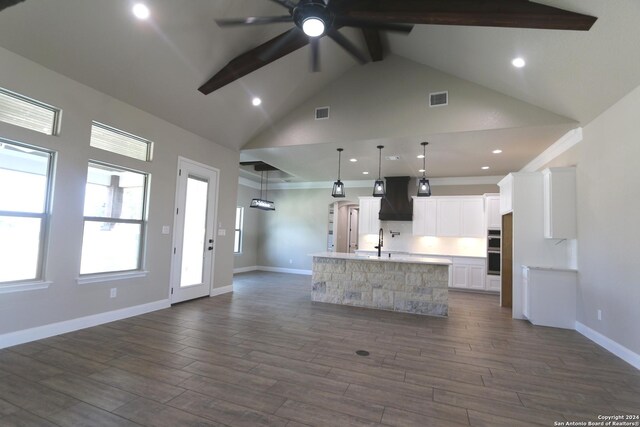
[315, 106, 330, 120]
[429, 91, 448, 107]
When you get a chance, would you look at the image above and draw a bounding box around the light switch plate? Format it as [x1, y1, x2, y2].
[218, 229, 226, 236]
[162, 226, 170, 235]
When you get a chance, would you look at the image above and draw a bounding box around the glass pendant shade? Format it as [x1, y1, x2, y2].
[332, 148, 345, 198]
[373, 145, 385, 197]
[417, 177, 431, 197]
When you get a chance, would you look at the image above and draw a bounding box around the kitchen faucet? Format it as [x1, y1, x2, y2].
[374, 227, 384, 257]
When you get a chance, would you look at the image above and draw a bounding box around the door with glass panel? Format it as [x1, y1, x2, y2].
[171, 158, 218, 304]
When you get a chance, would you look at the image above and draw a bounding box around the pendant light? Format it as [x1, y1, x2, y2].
[250, 171, 276, 210]
[373, 145, 385, 197]
[331, 148, 345, 198]
[417, 142, 432, 197]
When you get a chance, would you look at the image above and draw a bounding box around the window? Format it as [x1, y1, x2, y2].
[0, 140, 54, 283]
[80, 162, 148, 275]
[234, 207, 244, 254]
[90, 121, 153, 162]
[0, 87, 60, 135]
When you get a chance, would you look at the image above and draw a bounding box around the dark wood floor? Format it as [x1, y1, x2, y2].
[1, 272, 638, 426]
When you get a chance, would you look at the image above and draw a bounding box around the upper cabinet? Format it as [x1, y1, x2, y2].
[358, 197, 381, 235]
[498, 174, 514, 214]
[413, 196, 485, 237]
[542, 167, 576, 239]
[484, 194, 501, 230]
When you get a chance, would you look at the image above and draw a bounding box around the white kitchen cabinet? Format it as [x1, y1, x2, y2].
[412, 198, 437, 236]
[358, 197, 381, 235]
[462, 198, 485, 237]
[486, 275, 501, 292]
[522, 266, 577, 329]
[542, 167, 576, 239]
[437, 199, 462, 236]
[498, 174, 513, 214]
[450, 257, 486, 290]
[484, 194, 501, 230]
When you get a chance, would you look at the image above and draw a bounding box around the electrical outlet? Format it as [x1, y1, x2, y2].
[597, 309, 602, 321]
[110, 288, 117, 298]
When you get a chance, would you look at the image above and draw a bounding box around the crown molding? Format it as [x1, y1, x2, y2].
[520, 127, 583, 172]
[238, 176, 502, 190]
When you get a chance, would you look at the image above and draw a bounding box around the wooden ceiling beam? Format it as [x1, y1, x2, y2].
[362, 28, 383, 62]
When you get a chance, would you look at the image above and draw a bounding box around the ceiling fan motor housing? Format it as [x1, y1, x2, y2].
[293, 0, 333, 35]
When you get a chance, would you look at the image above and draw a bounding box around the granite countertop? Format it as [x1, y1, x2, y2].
[523, 265, 578, 273]
[311, 252, 453, 265]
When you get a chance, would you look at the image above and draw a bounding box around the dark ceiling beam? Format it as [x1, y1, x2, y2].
[0, 0, 25, 12]
[198, 28, 309, 95]
[240, 161, 279, 172]
[362, 28, 383, 62]
[341, 0, 597, 31]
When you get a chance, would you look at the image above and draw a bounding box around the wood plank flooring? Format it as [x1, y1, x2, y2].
[1, 271, 638, 426]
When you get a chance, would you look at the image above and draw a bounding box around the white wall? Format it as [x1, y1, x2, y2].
[0, 47, 239, 338]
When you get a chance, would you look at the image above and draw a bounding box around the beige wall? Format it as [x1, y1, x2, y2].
[0, 47, 239, 336]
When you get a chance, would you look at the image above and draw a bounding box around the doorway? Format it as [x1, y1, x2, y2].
[501, 212, 513, 308]
[170, 157, 219, 304]
[347, 206, 359, 253]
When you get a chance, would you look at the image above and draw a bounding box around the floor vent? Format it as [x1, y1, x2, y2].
[429, 91, 448, 107]
[315, 106, 330, 120]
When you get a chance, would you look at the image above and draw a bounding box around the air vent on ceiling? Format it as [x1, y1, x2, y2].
[429, 91, 448, 107]
[315, 106, 330, 120]
[385, 155, 401, 161]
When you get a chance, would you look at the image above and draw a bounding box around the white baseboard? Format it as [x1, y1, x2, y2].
[257, 266, 312, 276]
[0, 299, 170, 350]
[210, 285, 233, 297]
[575, 321, 640, 370]
[233, 266, 258, 274]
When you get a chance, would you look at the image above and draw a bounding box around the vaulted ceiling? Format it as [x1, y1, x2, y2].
[0, 1, 638, 182]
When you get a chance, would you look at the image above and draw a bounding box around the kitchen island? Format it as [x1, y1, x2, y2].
[311, 252, 452, 316]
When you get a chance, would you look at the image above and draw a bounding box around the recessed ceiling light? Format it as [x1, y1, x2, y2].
[252, 97, 262, 106]
[492, 149, 503, 154]
[132, 3, 150, 20]
[417, 154, 425, 159]
[349, 158, 357, 162]
[512, 57, 526, 68]
[362, 171, 369, 175]
[419, 169, 426, 173]
[482, 166, 490, 170]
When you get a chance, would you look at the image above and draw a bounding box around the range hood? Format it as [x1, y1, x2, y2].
[379, 176, 413, 221]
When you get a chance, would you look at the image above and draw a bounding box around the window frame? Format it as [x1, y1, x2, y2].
[90, 121, 154, 162]
[80, 160, 150, 276]
[234, 206, 244, 254]
[0, 138, 55, 285]
[0, 87, 61, 136]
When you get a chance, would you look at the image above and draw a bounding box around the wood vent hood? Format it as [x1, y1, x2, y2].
[379, 176, 413, 221]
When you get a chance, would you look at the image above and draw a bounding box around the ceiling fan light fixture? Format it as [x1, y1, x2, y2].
[302, 17, 325, 37]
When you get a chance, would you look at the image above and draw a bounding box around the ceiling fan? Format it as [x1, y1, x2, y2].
[198, 0, 597, 95]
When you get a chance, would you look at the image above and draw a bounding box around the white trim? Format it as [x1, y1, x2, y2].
[0, 280, 52, 294]
[0, 299, 170, 350]
[238, 177, 261, 189]
[210, 285, 233, 297]
[259, 176, 503, 191]
[234, 266, 258, 274]
[77, 271, 148, 285]
[257, 266, 312, 276]
[575, 321, 640, 370]
[520, 128, 583, 172]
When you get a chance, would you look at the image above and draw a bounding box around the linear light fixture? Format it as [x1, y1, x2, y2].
[250, 171, 275, 211]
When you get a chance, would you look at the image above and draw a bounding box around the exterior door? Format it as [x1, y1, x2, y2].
[171, 157, 219, 304]
[347, 207, 359, 253]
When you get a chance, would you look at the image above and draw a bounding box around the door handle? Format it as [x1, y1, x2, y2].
[208, 246, 213, 251]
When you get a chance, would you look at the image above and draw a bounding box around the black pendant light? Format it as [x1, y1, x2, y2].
[417, 142, 432, 197]
[332, 148, 345, 198]
[373, 145, 385, 197]
[250, 171, 276, 211]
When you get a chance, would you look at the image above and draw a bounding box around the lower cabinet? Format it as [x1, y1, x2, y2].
[522, 266, 577, 329]
[486, 275, 501, 292]
[451, 257, 486, 290]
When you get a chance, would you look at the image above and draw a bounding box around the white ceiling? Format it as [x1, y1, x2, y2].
[0, 1, 638, 183]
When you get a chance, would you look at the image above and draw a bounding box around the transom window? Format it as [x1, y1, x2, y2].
[0, 139, 54, 283]
[234, 207, 244, 254]
[0, 87, 61, 136]
[80, 162, 148, 275]
[90, 121, 153, 162]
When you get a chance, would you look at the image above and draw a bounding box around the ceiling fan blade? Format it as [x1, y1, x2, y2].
[326, 28, 368, 65]
[340, 0, 597, 31]
[0, 0, 25, 12]
[216, 16, 293, 27]
[310, 38, 320, 72]
[266, 0, 297, 10]
[198, 28, 309, 94]
[335, 17, 413, 33]
[258, 27, 304, 62]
